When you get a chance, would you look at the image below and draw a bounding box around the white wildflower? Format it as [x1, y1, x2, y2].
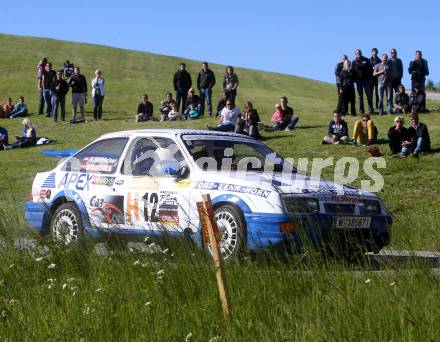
[62, 283, 67, 290]
[48, 263, 56, 269]
[364, 278, 371, 284]
[47, 284, 53, 290]
[144, 301, 152, 306]
[185, 333, 192, 342]
[208, 337, 221, 342]
[171, 253, 175, 257]
[157, 269, 165, 276]
[95, 288, 102, 293]
[9, 264, 14, 269]
[144, 236, 149, 242]
[162, 248, 169, 254]
[47, 278, 54, 283]
[72, 291, 76, 297]
[35, 257, 44, 262]
[389, 282, 396, 286]
[67, 277, 76, 282]
[133, 259, 141, 266]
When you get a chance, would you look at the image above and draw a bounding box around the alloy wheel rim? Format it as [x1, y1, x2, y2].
[53, 209, 79, 244]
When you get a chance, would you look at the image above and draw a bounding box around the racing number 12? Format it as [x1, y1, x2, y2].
[143, 192, 159, 222]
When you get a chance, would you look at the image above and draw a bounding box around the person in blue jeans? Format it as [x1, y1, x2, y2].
[400, 113, 431, 158]
[41, 63, 56, 116]
[9, 97, 28, 118]
[373, 53, 393, 115]
[0, 126, 8, 150]
[352, 49, 373, 114]
[197, 62, 216, 116]
[51, 70, 69, 122]
[207, 100, 241, 132]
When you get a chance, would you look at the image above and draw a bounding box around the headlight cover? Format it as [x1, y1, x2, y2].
[282, 195, 319, 214]
[358, 199, 381, 215]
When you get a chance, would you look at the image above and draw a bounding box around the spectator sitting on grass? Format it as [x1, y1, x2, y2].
[394, 85, 410, 114]
[0, 126, 8, 150]
[9, 97, 28, 118]
[184, 103, 201, 120]
[159, 93, 176, 121]
[322, 112, 348, 144]
[410, 86, 426, 114]
[3, 98, 14, 116]
[137, 94, 154, 122]
[216, 92, 227, 117]
[278, 96, 299, 131]
[387, 116, 409, 155]
[7, 118, 37, 149]
[400, 112, 431, 158]
[352, 114, 377, 146]
[235, 101, 260, 139]
[207, 100, 241, 132]
[185, 88, 201, 112]
[168, 103, 181, 121]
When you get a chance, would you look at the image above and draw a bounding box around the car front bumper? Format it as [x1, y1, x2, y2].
[24, 201, 50, 231]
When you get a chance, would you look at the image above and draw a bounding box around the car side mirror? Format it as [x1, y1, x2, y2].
[175, 165, 190, 180]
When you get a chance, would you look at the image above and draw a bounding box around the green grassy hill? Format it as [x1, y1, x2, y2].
[0, 33, 440, 249]
[0, 34, 440, 341]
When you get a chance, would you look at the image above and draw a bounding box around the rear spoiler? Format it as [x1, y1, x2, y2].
[41, 149, 78, 158]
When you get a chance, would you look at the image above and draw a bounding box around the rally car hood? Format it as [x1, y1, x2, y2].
[198, 171, 376, 199]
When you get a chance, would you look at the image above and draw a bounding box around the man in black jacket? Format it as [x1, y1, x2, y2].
[322, 112, 349, 144]
[67, 67, 87, 123]
[50, 70, 69, 122]
[197, 62, 216, 116]
[335, 55, 347, 112]
[351, 49, 373, 115]
[173, 63, 192, 113]
[370, 48, 381, 110]
[41, 63, 57, 117]
[408, 51, 429, 112]
[401, 113, 431, 157]
[389, 49, 403, 94]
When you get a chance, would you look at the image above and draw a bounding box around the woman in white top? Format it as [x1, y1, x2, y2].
[91, 69, 106, 120]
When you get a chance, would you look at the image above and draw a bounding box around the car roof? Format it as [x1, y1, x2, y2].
[99, 129, 255, 140]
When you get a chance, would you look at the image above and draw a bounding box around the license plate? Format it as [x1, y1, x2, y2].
[333, 216, 371, 229]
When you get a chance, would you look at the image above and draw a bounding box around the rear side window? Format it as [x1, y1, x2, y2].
[63, 138, 128, 174]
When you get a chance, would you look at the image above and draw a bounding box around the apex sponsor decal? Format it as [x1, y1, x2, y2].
[194, 181, 271, 198]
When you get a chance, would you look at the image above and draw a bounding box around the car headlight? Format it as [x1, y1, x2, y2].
[359, 200, 381, 215]
[282, 195, 319, 214]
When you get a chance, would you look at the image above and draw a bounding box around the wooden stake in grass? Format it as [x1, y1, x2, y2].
[197, 194, 230, 319]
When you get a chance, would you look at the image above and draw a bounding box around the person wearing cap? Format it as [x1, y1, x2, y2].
[50, 70, 69, 122]
[197, 62, 216, 116]
[173, 63, 192, 112]
[9, 97, 28, 118]
[387, 116, 409, 154]
[223, 66, 239, 102]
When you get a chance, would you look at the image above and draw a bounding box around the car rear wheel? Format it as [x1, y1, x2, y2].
[213, 205, 246, 259]
[50, 203, 84, 244]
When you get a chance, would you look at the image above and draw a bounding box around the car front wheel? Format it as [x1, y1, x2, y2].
[50, 203, 84, 244]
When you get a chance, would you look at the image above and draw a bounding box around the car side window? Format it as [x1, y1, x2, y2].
[122, 137, 186, 177]
[62, 138, 128, 174]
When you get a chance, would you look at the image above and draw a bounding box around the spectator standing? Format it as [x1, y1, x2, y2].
[208, 99, 241, 132]
[41, 63, 57, 117]
[136, 94, 154, 122]
[159, 93, 176, 121]
[216, 92, 227, 117]
[335, 55, 348, 112]
[67, 67, 87, 123]
[394, 85, 410, 114]
[91, 69, 105, 120]
[50, 70, 69, 122]
[63, 60, 75, 78]
[197, 62, 216, 116]
[322, 112, 349, 144]
[9, 97, 28, 118]
[173, 63, 192, 113]
[339, 59, 356, 116]
[37, 58, 48, 115]
[370, 48, 381, 110]
[389, 49, 403, 94]
[353, 114, 377, 146]
[408, 51, 429, 112]
[373, 53, 393, 115]
[401, 113, 431, 157]
[235, 101, 260, 139]
[387, 116, 409, 154]
[351, 49, 373, 114]
[223, 66, 239, 103]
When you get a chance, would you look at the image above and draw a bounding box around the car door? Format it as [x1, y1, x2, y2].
[120, 135, 192, 233]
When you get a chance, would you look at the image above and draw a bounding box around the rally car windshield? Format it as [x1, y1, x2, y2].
[182, 136, 296, 173]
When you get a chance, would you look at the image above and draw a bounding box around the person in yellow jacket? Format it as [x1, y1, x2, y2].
[352, 114, 377, 145]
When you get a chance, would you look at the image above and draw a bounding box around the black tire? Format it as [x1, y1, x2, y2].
[50, 202, 84, 244]
[212, 205, 246, 259]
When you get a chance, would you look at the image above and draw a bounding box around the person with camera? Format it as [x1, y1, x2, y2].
[351, 49, 373, 115]
[373, 53, 393, 115]
[394, 85, 410, 114]
[67, 67, 87, 123]
[50, 70, 69, 122]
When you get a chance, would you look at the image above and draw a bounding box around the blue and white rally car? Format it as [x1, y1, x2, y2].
[24, 129, 392, 258]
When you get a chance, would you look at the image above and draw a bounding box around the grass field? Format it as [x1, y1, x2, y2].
[0, 34, 439, 340]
